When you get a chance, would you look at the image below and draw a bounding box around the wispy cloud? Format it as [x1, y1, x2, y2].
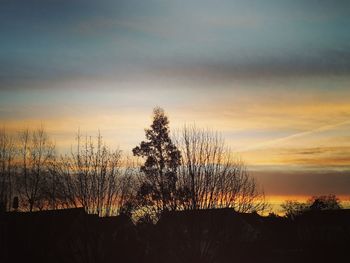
[239, 120, 350, 152]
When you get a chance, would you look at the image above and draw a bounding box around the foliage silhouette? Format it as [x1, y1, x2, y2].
[133, 107, 181, 217]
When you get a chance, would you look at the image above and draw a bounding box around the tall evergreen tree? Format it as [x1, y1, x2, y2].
[133, 107, 181, 215]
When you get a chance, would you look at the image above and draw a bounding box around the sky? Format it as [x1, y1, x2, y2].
[1, 0, 350, 208]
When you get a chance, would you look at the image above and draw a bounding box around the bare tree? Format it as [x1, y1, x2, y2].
[16, 127, 55, 211]
[175, 125, 267, 213]
[54, 131, 135, 217]
[0, 129, 16, 212]
[41, 155, 78, 210]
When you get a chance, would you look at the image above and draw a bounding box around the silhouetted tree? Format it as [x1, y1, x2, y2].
[46, 156, 79, 209]
[281, 200, 308, 219]
[133, 107, 181, 217]
[308, 194, 341, 211]
[0, 129, 16, 212]
[16, 127, 55, 211]
[176, 125, 267, 213]
[42, 156, 78, 210]
[281, 194, 342, 218]
[53, 131, 135, 216]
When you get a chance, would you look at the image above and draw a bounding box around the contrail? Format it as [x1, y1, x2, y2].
[238, 119, 350, 152]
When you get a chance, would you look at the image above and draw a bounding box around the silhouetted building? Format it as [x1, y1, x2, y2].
[1, 208, 138, 263]
[1, 207, 350, 263]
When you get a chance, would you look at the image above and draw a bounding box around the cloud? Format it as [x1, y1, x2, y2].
[251, 169, 350, 196]
[166, 49, 350, 84]
[239, 120, 350, 152]
[2, 0, 350, 90]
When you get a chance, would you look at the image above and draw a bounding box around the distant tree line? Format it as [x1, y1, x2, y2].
[281, 194, 342, 219]
[1, 107, 268, 218]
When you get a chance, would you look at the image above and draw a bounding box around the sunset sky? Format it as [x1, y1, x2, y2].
[1, 0, 350, 208]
